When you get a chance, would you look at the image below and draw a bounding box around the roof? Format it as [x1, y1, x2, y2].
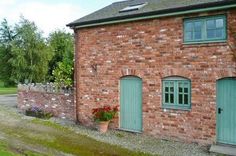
[67, 0, 236, 28]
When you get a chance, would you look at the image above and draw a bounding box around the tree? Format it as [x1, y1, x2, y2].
[9, 17, 52, 83]
[0, 19, 16, 86]
[47, 30, 74, 80]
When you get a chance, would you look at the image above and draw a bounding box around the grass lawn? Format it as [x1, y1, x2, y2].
[0, 81, 17, 95]
[0, 119, 150, 156]
[0, 81, 6, 87]
[0, 143, 15, 156]
[0, 141, 20, 156]
[0, 88, 17, 95]
[0, 105, 151, 156]
[0, 141, 41, 156]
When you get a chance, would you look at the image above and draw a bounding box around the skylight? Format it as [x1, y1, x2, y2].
[119, 2, 148, 13]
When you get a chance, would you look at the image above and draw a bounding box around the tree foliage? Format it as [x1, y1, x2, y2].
[0, 17, 51, 83]
[0, 19, 16, 86]
[47, 30, 74, 80]
[10, 17, 52, 83]
[0, 17, 74, 86]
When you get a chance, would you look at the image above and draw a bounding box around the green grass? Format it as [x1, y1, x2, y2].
[0, 141, 19, 156]
[0, 81, 4, 87]
[0, 117, 152, 156]
[0, 80, 17, 95]
[0, 141, 42, 156]
[0, 142, 14, 156]
[0, 150, 15, 156]
[31, 118, 70, 130]
[0, 88, 17, 95]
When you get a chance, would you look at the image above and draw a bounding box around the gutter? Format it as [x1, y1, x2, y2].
[67, 2, 236, 29]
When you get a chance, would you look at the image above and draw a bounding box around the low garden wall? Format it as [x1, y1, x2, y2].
[17, 83, 76, 121]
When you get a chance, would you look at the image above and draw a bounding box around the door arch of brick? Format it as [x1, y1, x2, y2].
[120, 68, 138, 77]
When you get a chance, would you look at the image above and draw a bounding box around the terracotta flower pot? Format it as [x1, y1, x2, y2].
[98, 121, 110, 133]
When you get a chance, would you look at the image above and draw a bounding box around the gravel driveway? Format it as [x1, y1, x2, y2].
[0, 94, 17, 108]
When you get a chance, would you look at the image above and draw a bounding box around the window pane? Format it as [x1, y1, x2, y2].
[194, 31, 202, 40]
[163, 78, 191, 108]
[170, 94, 174, 104]
[184, 16, 226, 43]
[185, 22, 193, 31]
[179, 87, 183, 93]
[184, 88, 188, 93]
[216, 29, 223, 38]
[183, 83, 189, 87]
[207, 20, 215, 29]
[179, 82, 183, 87]
[165, 87, 169, 92]
[207, 29, 215, 39]
[169, 82, 174, 86]
[164, 82, 169, 86]
[165, 93, 169, 103]
[216, 19, 223, 28]
[185, 32, 193, 40]
[194, 21, 202, 31]
[179, 94, 183, 104]
[184, 94, 188, 104]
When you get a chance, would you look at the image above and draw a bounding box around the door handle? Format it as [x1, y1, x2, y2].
[218, 108, 223, 114]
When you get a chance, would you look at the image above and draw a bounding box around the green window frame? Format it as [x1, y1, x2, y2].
[162, 77, 191, 110]
[184, 15, 227, 43]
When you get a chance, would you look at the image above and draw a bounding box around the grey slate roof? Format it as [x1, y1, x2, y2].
[67, 0, 236, 28]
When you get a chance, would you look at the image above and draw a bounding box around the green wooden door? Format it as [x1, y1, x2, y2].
[120, 76, 142, 132]
[217, 78, 236, 145]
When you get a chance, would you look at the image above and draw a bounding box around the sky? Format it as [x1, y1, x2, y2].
[0, 0, 123, 36]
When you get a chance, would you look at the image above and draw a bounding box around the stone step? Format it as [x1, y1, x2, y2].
[210, 144, 236, 156]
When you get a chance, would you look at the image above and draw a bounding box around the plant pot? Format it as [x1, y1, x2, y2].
[98, 121, 110, 133]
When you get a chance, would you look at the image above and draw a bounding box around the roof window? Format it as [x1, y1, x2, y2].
[119, 2, 148, 13]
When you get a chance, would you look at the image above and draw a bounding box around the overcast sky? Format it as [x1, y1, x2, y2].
[0, 0, 122, 36]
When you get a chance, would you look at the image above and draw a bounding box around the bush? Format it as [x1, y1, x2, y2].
[52, 60, 73, 88]
[25, 106, 53, 119]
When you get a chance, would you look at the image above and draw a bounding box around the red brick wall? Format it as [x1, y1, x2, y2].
[75, 10, 236, 144]
[18, 90, 76, 121]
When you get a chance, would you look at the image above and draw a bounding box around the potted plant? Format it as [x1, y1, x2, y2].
[92, 105, 118, 133]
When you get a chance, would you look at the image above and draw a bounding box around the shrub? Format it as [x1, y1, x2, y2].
[25, 106, 53, 119]
[52, 59, 73, 88]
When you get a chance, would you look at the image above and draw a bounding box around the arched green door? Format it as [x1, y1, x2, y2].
[217, 78, 236, 145]
[120, 76, 142, 132]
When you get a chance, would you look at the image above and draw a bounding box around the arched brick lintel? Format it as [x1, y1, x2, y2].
[120, 68, 139, 78]
[158, 69, 192, 80]
[215, 69, 236, 80]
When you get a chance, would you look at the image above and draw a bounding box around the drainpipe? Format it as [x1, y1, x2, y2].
[74, 29, 79, 122]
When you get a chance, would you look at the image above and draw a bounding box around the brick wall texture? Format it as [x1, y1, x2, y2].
[18, 90, 76, 121]
[74, 10, 236, 144]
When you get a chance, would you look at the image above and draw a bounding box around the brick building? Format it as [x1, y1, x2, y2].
[67, 0, 236, 145]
